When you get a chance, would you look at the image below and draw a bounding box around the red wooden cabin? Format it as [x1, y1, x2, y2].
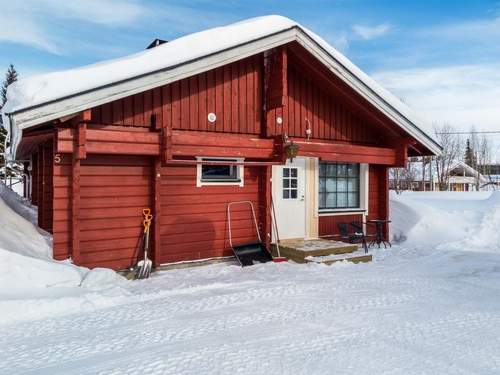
[3, 16, 440, 270]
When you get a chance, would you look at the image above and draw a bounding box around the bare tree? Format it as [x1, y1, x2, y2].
[401, 157, 419, 190]
[475, 134, 492, 190]
[434, 124, 462, 191]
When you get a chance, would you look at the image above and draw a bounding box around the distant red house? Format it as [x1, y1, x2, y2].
[2, 16, 440, 270]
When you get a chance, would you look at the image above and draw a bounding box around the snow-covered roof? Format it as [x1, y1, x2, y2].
[405, 159, 488, 182]
[1, 15, 442, 158]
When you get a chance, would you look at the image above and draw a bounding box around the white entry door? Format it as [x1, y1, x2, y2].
[272, 157, 306, 240]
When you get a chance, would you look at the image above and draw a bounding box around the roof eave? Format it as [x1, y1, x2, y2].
[8, 26, 441, 156]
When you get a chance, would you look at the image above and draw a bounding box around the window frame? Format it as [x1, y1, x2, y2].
[282, 166, 299, 200]
[318, 162, 366, 213]
[196, 157, 244, 187]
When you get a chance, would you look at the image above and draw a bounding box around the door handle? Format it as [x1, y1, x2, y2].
[300, 195, 305, 201]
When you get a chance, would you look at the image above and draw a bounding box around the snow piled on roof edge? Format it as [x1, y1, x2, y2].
[1, 14, 439, 158]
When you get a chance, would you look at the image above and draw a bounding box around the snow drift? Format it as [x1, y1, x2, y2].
[0, 182, 52, 259]
[0, 182, 125, 291]
[390, 191, 500, 252]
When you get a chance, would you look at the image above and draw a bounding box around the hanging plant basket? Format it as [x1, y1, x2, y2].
[284, 141, 299, 161]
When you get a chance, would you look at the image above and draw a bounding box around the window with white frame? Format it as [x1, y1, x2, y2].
[196, 157, 244, 187]
[282, 167, 298, 199]
[318, 162, 360, 210]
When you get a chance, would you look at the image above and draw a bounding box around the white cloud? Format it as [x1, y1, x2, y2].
[373, 64, 500, 132]
[35, 0, 147, 25]
[0, 0, 147, 53]
[0, 11, 59, 54]
[421, 16, 500, 40]
[352, 23, 391, 40]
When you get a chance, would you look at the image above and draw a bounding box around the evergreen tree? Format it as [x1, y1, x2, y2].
[0, 64, 19, 179]
[1, 64, 18, 108]
[464, 138, 476, 167]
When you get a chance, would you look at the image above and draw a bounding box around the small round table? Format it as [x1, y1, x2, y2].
[367, 219, 392, 248]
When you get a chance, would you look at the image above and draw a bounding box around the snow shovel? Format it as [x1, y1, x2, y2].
[227, 201, 273, 267]
[136, 208, 153, 279]
[270, 197, 287, 263]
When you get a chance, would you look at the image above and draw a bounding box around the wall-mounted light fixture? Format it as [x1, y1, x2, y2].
[305, 118, 312, 140]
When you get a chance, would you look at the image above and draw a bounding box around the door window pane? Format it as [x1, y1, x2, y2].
[283, 167, 299, 200]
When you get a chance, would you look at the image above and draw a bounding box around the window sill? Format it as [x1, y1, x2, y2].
[198, 180, 243, 187]
[318, 209, 366, 217]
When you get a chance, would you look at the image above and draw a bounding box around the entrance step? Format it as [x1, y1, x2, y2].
[305, 248, 372, 265]
[271, 238, 370, 264]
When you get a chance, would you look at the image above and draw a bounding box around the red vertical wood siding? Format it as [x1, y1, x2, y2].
[31, 153, 39, 205]
[318, 214, 364, 237]
[90, 55, 263, 135]
[367, 165, 389, 237]
[29, 141, 54, 234]
[159, 165, 263, 264]
[285, 60, 378, 143]
[40, 142, 54, 233]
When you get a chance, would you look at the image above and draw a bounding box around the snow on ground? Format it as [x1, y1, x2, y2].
[1, 189, 500, 374]
[0, 183, 125, 298]
[390, 190, 500, 251]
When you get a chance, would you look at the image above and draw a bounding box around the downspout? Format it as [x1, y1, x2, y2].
[3, 125, 8, 185]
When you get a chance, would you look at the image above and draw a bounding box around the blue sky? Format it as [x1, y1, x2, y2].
[1, 0, 500, 139]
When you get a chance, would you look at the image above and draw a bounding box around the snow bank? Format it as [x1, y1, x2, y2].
[0, 181, 37, 225]
[0, 184, 126, 293]
[0, 183, 51, 259]
[0, 249, 84, 289]
[390, 191, 500, 252]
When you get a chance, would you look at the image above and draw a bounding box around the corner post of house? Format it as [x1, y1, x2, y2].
[71, 110, 90, 265]
[263, 46, 288, 138]
[23, 161, 29, 198]
[162, 123, 172, 163]
[153, 157, 162, 268]
[38, 144, 44, 228]
[260, 165, 272, 251]
[390, 137, 415, 168]
[382, 166, 390, 240]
